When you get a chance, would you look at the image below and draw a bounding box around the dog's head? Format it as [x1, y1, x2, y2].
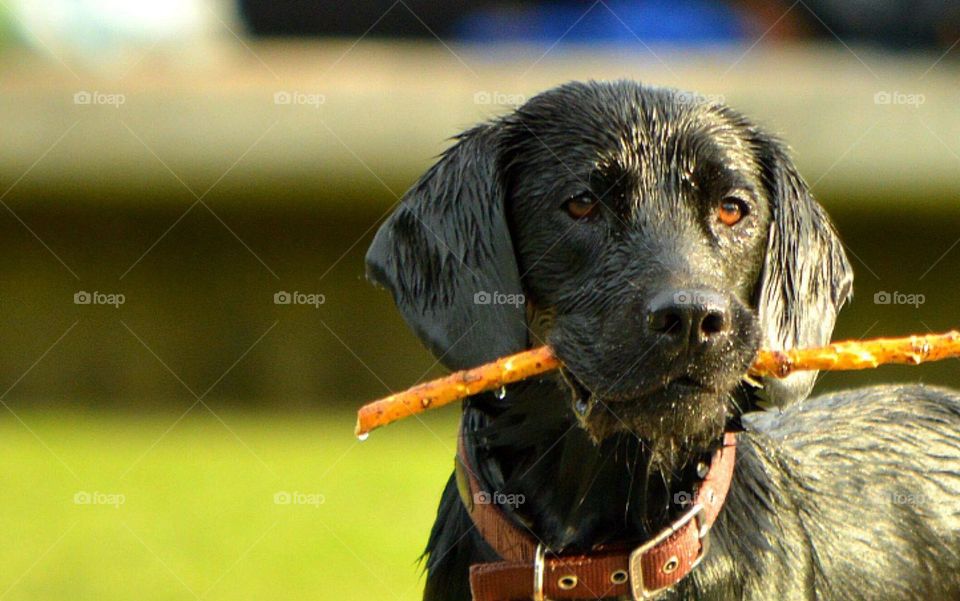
[367, 80, 852, 448]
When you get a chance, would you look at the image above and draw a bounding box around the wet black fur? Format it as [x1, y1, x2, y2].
[366, 80, 960, 600]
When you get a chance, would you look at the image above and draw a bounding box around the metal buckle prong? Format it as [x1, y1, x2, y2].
[533, 543, 548, 601]
[628, 503, 706, 599]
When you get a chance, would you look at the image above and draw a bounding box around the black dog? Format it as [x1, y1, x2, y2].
[366, 80, 960, 600]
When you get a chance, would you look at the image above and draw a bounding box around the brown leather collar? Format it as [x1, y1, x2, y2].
[456, 426, 737, 601]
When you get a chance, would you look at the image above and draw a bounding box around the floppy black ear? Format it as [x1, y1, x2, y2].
[366, 124, 528, 370]
[753, 135, 853, 407]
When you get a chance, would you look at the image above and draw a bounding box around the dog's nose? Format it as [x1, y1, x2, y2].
[645, 289, 732, 348]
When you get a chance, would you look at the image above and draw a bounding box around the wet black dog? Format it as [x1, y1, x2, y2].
[366, 80, 960, 600]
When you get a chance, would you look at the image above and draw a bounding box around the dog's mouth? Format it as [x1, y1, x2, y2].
[558, 366, 729, 444]
[560, 368, 716, 409]
[559, 367, 594, 416]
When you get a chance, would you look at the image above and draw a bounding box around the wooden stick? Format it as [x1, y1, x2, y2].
[749, 330, 960, 377]
[355, 330, 960, 437]
[355, 346, 559, 438]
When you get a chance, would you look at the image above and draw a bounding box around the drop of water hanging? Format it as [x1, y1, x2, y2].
[496, 386, 507, 399]
[357, 433, 369, 441]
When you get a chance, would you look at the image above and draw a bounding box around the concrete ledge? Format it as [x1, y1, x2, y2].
[2, 40, 958, 212]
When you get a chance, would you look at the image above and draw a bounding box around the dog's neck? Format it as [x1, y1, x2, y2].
[464, 377, 738, 553]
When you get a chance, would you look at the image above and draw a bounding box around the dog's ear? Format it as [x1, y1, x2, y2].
[753, 134, 853, 407]
[366, 124, 527, 370]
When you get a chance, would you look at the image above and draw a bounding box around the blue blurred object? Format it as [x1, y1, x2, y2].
[455, 0, 748, 45]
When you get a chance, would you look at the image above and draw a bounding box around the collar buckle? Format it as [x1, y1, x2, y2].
[628, 503, 707, 599]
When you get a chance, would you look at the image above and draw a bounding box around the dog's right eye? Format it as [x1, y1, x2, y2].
[563, 195, 601, 220]
[717, 197, 749, 227]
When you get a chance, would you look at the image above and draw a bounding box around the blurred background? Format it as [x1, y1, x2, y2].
[1, 1, 958, 599]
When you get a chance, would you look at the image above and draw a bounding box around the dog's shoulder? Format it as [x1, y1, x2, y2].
[743, 383, 960, 529]
[732, 384, 960, 599]
[745, 383, 960, 452]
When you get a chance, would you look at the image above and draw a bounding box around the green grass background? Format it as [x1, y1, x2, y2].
[0, 407, 460, 600]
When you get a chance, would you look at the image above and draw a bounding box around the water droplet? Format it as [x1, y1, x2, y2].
[575, 399, 589, 416]
[496, 386, 507, 399]
[358, 433, 369, 441]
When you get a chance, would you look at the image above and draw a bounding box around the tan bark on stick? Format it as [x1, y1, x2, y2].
[355, 330, 960, 437]
[355, 346, 559, 438]
[749, 330, 960, 376]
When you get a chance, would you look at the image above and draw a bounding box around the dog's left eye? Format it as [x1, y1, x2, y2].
[717, 197, 749, 226]
[563, 195, 601, 220]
